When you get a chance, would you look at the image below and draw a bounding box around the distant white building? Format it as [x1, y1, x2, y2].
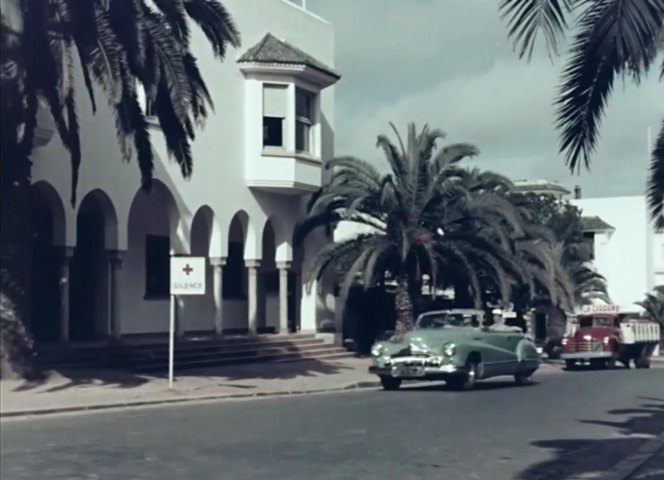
[570, 194, 664, 307]
[514, 179, 571, 202]
[23, 0, 340, 344]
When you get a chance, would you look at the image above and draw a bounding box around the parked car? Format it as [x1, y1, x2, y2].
[368, 309, 540, 390]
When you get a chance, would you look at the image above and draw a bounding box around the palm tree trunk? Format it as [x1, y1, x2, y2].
[394, 278, 414, 336]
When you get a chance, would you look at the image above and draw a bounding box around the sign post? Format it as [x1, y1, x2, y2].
[169, 256, 206, 389]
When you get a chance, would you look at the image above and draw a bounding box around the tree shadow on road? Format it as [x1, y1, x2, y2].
[516, 397, 664, 480]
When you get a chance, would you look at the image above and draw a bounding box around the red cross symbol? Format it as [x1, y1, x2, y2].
[182, 264, 194, 276]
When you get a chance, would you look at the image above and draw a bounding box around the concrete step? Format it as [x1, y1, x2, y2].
[36, 334, 322, 365]
[117, 339, 326, 362]
[35, 334, 346, 371]
[127, 343, 340, 368]
[131, 347, 351, 372]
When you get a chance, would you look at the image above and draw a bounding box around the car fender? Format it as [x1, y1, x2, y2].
[453, 342, 486, 366]
[516, 338, 540, 365]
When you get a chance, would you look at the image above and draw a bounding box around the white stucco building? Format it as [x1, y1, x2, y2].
[570, 194, 664, 307]
[514, 179, 662, 308]
[26, 0, 340, 344]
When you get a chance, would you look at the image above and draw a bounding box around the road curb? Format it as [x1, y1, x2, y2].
[0, 380, 383, 419]
[590, 432, 664, 480]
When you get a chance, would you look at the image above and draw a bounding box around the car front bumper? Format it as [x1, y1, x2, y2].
[369, 356, 464, 380]
[561, 351, 612, 360]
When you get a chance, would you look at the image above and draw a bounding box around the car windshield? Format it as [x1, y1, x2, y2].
[415, 313, 477, 329]
[579, 316, 614, 328]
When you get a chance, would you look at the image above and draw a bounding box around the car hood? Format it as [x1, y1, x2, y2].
[380, 328, 478, 353]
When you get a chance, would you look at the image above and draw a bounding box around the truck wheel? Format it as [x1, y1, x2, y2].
[605, 357, 616, 369]
[635, 357, 651, 369]
[635, 346, 652, 369]
[565, 360, 576, 370]
[379, 376, 402, 390]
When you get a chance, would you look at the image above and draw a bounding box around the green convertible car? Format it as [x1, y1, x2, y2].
[369, 309, 540, 391]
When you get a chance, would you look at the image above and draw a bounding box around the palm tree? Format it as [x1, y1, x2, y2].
[562, 241, 610, 305]
[506, 189, 610, 306]
[1, 0, 240, 202]
[513, 234, 575, 311]
[296, 123, 539, 336]
[498, 0, 664, 228]
[637, 285, 664, 345]
[0, 0, 240, 377]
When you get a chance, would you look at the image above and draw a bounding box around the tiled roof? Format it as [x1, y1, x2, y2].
[581, 216, 614, 232]
[238, 33, 340, 79]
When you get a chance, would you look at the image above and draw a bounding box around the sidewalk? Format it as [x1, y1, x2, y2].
[1, 358, 565, 418]
[626, 444, 664, 480]
[599, 433, 664, 480]
[0, 357, 379, 417]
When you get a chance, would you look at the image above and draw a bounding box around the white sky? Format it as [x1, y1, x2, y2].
[303, 0, 663, 198]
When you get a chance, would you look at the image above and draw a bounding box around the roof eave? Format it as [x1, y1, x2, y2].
[238, 62, 340, 88]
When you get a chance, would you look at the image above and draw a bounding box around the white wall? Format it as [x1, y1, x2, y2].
[570, 195, 662, 306]
[29, 0, 336, 336]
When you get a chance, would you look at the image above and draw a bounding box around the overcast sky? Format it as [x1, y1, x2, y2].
[301, 0, 663, 198]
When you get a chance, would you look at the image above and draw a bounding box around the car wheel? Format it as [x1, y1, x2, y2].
[565, 360, 576, 370]
[514, 370, 534, 386]
[447, 358, 479, 391]
[379, 376, 402, 391]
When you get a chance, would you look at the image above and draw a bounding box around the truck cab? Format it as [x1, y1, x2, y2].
[561, 312, 621, 368]
[561, 305, 660, 370]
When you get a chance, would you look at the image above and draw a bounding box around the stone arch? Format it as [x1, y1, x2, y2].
[258, 216, 293, 333]
[226, 210, 259, 260]
[69, 189, 118, 340]
[29, 181, 68, 342]
[123, 179, 182, 335]
[222, 210, 253, 333]
[31, 181, 67, 246]
[264, 215, 292, 263]
[184, 205, 220, 333]
[77, 189, 119, 250]
[190, 205, 223, 258]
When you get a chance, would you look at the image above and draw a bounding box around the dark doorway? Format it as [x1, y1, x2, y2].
[70, 203, 107, 341]
[29, 201, 61, 342]
[535, 311, 547, 341]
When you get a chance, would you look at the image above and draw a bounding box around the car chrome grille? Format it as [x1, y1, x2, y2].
[391, 357, 426, 366]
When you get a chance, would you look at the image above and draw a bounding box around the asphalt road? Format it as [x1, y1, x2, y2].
[2, 366, 664, 480]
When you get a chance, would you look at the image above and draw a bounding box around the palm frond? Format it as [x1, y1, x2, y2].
[183, 0, 241, 58]
[152, 0, 190, 46]
[647, 119, 664, 230]
[499, 0, 577, 60]
[557, 0, 664, 171]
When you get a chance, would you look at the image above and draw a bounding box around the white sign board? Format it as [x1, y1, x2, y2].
[170, 256, 206, 295]
[581, 304, 619, 314]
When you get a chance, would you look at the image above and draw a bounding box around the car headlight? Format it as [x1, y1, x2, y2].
[562, 338, 569, 345]
[371, 344, 384, 357]
[603, 336, 611, 344]
[443, 342, 456, 357]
